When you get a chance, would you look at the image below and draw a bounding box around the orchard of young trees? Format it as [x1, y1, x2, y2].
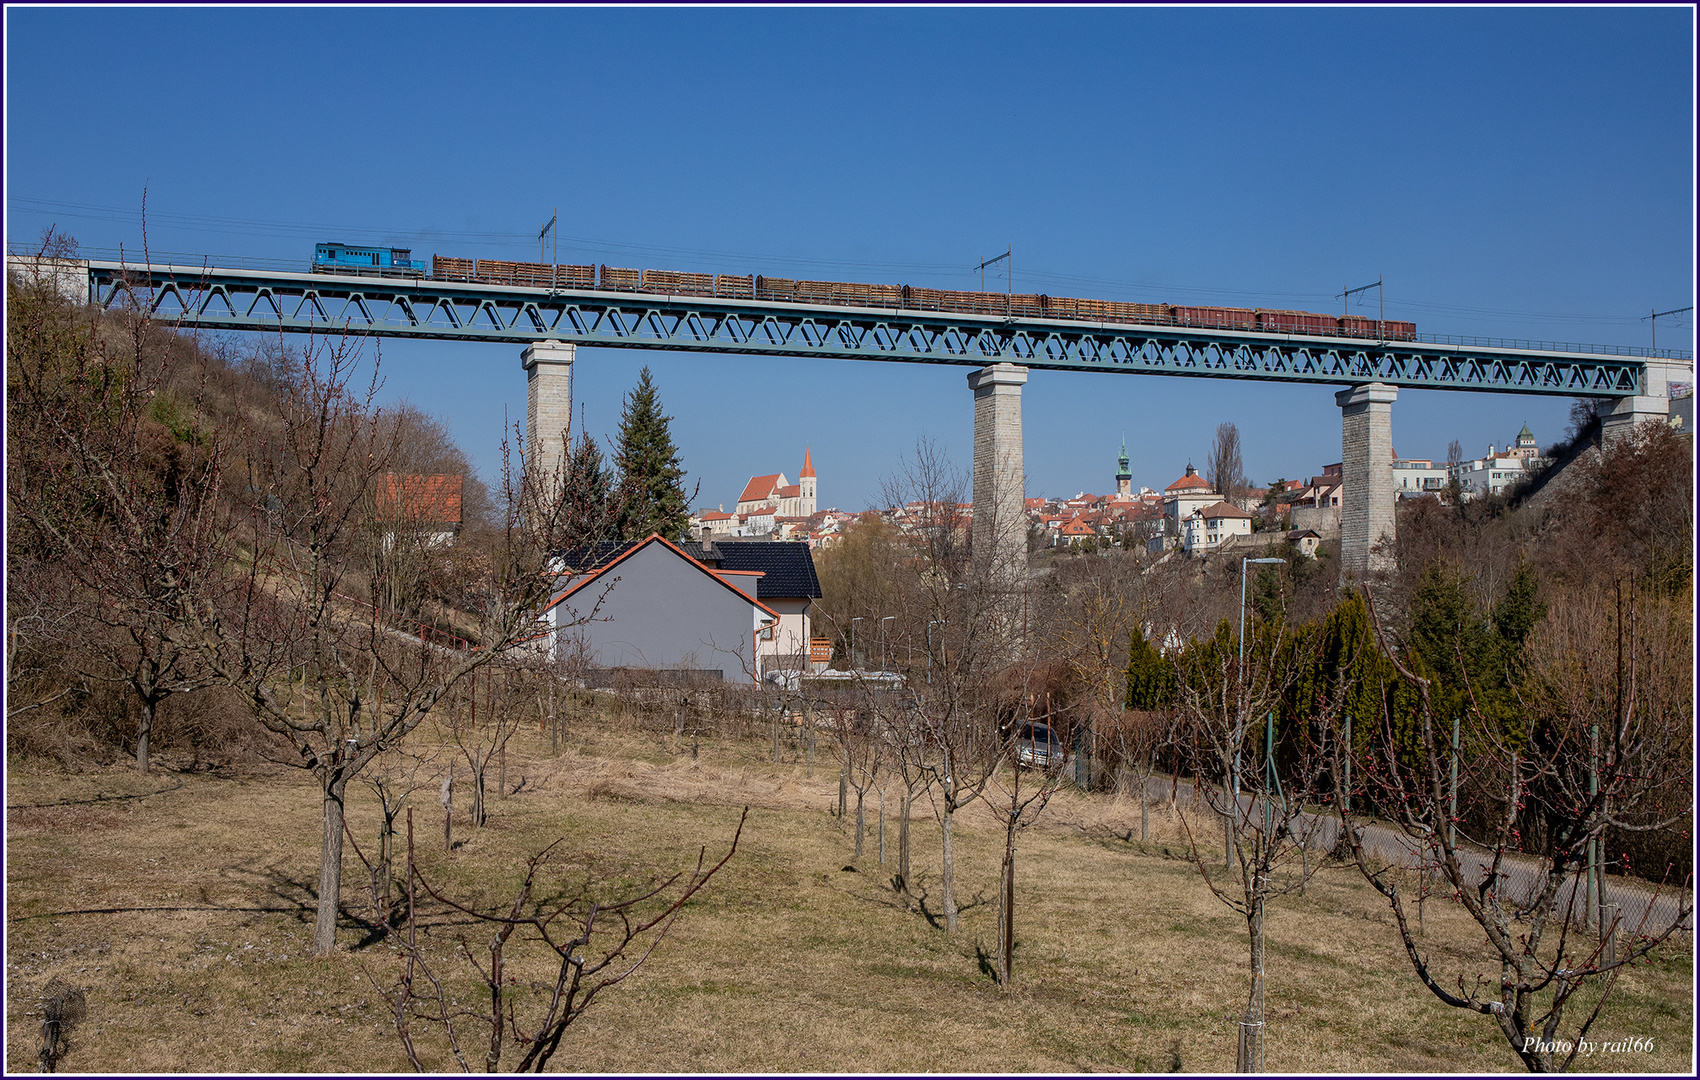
[808, 418, 1691, 1073]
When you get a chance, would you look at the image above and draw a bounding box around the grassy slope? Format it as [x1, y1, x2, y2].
[5, 719, 1692, 1074]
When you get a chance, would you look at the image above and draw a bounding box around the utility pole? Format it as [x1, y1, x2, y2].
[975, 247, 1011, 312]
[1643, 305, 1692, 356]
[540, 208, 558, 293]
[1341, 276, 1384, 335]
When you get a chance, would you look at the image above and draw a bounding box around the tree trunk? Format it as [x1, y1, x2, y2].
[942, 803, 958, 933]
[378, 809, 394, 919]
[136, 695, 154, 773]
[854, 790, 866, 858]
[1240, 880, 1266, 1072]
[313, 773, 349, 956]
[471, 761, 487, 828]
[898, 791, 911, 894]
[1140, 760, 1152, 843]
[997, 829, 1016, 985]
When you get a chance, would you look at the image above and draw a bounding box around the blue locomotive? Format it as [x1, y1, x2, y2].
[312, 242, 426, 278]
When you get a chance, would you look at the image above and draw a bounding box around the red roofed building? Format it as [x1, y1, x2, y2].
[1160, 463, 1218, 547]
[1057, 516, 1097, 544]
[735, 447, 818, 518]
[376, 473, 463, 548]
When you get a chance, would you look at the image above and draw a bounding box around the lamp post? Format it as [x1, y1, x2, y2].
[927, 620, 944, 685]
[1230, 557, 1287, 866]
[881, 617, 895, 673]
[851, 617, 864, 671]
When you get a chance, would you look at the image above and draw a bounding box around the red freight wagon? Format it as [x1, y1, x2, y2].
[1339, 316, 1419, 341]
[1257, 309, 1337, 335]
[1172, 306, 1257, 331]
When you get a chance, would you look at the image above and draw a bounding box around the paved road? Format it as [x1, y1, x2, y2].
[1139, 774, 1693, 942]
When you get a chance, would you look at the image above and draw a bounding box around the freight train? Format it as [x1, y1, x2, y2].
[309, 244, 1417, 341]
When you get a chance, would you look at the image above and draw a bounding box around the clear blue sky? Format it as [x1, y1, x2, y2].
[7, 7, 1694, 510]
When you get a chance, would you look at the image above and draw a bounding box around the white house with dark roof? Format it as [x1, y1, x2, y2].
[703, 540, 824, 674]
[543, 535, 778, 683]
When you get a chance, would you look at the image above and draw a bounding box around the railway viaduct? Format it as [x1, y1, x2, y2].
[37, 257, 1692, 585]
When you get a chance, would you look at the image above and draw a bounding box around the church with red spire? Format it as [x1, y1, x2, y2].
[734, 447, 818, 518]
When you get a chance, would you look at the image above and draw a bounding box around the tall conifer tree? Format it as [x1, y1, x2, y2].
[562, 419, 615, 545]
[613, 367, 689, 542]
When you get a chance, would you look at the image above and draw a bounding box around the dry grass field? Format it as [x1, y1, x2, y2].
[6, 711, 1693, 1074]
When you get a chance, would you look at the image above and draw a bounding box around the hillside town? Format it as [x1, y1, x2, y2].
[684, 405, 1692, 559]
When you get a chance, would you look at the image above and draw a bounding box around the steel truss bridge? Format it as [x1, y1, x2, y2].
[82, 261, 1653, 396]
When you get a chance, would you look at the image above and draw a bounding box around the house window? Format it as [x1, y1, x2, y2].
[759, 626, 774, 640]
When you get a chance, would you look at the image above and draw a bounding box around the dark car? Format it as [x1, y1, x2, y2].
[1016, 722, 1062, 770]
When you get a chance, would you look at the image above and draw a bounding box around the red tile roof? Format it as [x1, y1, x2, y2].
[738, 474, 783, 504]
[799, 446, 815, 478]
[1162, 476, 1217, 496]
[378, 474, 463, 524]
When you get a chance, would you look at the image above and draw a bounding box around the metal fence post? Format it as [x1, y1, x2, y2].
[1449, 716, 1460, 849]
[1603, 902, 1620, 966]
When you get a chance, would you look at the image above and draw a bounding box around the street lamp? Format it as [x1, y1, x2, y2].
[1230, 557, 1287, 865]
[927, 620, 944, 685]
[880, 617, 895, 673]
[851, 617, 864, 671]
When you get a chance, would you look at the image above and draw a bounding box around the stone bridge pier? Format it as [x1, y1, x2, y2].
[969, 362, 1029, 590]
[1337, 382, 1398, 582]
[522, 340, 575, 495]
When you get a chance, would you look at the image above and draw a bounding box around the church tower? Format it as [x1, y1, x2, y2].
[1115, 436, 1132, 498]
[799, 446, 817, 515]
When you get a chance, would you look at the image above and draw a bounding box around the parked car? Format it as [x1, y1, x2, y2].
[1016, 722, 1063, 770]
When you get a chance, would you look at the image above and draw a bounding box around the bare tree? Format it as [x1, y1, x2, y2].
[1343, 581, 1694, 1073]
[984, 675, 1068, 985]
[368, 807, 745, 1072]
[1108, 706, 1174, 842]
[817, 680, 887, 860]
[355, 736, 443, 925]
[444, 656, 533, 829]
[7, 230, 230, 771]
[1171, 609, 1336, 1071]
[1206, 422, 1244, 506]
[175, 333, 614, 956]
